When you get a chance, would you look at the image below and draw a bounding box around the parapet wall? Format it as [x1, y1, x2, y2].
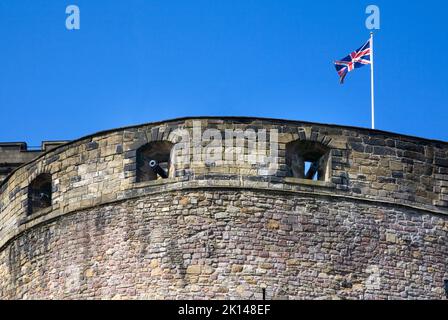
[0, 141, 68, 183]
[0, 117, 447, 299]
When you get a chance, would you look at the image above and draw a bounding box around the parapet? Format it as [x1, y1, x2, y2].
[0, 117, 447, 247]
[0, 141, 69, 183]
[0, 117, 447, 299]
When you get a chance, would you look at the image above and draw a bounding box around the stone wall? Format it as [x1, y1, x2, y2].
[0, 117, 447, 299]
[0, 189, 446, 299]
[0, 141, 68, 183]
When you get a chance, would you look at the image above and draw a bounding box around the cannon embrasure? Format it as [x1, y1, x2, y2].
[149, 160, 168, 179]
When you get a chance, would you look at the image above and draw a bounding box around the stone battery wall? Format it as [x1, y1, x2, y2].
[0, 117, 447, 299]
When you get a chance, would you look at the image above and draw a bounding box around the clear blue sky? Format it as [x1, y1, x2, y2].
[1, 0, 447, 146]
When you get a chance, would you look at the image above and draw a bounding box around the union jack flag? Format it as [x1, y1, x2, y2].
[334, 39, 371, 84]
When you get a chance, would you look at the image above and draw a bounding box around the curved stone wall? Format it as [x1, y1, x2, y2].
[1, 188, 447, 299]
[0, 117, 447, 299]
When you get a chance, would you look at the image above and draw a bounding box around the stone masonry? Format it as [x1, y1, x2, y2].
[0, 141, 68, 183]
[0, 117, 447, 299]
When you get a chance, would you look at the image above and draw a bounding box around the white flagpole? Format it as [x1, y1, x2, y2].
[370, 32, 375, 129]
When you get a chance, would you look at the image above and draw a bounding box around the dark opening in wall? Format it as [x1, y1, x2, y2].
[136, 141, 174, 182]
[28, 173, 52, 215]
[285, 140, 330, 181]
[444, 280, 448, 298]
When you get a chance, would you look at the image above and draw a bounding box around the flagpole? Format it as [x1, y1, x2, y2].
[370, 32, 375, 129]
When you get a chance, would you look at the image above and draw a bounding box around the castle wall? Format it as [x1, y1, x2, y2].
[0, 142, 68, 183]
[0, 189, 446, 299]
[0, 117, 447, 299]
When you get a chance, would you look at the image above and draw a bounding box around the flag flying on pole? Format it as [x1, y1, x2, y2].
[334, 39, 371, 84]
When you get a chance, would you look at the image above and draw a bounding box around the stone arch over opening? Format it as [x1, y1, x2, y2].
[27, 173, 52, 215]
[136, 141, 174, 182]
[285, 140, 331, 181]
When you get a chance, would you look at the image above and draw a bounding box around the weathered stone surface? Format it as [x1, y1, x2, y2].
[186, 265, 202, 275]
[231, 265, 244, 273]
[266, 220, 280, 230]
[0, 117, 447, 300]
[0, 189, 445, 300]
